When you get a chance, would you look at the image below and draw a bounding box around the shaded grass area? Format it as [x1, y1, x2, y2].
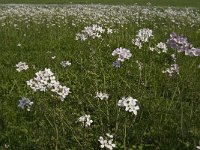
[0, 0, 200, 8]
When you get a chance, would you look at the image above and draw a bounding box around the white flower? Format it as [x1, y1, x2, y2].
[17, 43, 21, 47]
[77, 114, 93, 127]
[107, 28, 113, 34]
[156, 42, 168, 53]
[60, 61, 71, 68]
[27, 68, 70, 101]
[132, 38, 142, 49]
[150, 42, 168, 54]
[132, 28, 153, 48]
[136, 60, 143, 71]
[76, 24, 106, 41]
[16, 62, 29, 72]
[171, 54, 176, 62]
[4, 144, 10, 149]
[95, 92, 109, 100]
[162, 64, 179, 76]
[118, 96, 139, 115]
[149, 47, 155, 51]
[98, 134, 116, 150]
[51, 56, 56, 59]
[137, 28, 153, 42]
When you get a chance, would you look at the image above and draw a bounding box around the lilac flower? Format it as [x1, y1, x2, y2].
[112, 60, 121, 68]
[185, 48, 200, 56]
[112, 47, 132, 62]
[167, 33, 191, 52]
[18, 97, 33, 111]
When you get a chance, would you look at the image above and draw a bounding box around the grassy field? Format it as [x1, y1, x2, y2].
[1, 0, 200, 8]
[0, 3, 200, 150]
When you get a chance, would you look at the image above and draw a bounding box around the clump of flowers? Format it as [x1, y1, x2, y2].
[162, 64, 179, 76]
[167, 33, 200, 56]
[16, 62, 29, 72]
[150, 42, 168, 53]
[185, 47, 200, 56]
[167, 33, 191, 52]
[112, 47, 132, 67]
[98, 134, 116, 150]
[26, 68, 70, 101]
[18, 97, 33, 111]
[95, 92, 109, 100]
[132, 28, 153, 49]
[76, 24, 105, 41]
[77, 114, 93, 127]
[118, 96, 139, 115]
[60, 61, 71, 68]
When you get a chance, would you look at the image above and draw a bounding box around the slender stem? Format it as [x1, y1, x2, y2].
[123, 118, 127, 150]
[106, 100, 110, 132]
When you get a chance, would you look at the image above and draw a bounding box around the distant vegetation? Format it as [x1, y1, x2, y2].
[0, 0, 200, 8]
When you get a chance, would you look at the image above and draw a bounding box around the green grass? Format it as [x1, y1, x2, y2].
[1, 0, 200, 8]
[0, 4, 200, 150]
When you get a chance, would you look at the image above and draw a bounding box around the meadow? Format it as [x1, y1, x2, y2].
[0, 3, 200, 150]
[1, 0, 200, 8]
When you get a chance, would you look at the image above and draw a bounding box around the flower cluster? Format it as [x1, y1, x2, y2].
[77, 114, 93, 127]
[18, 97, 33, 111]
[26, 68, 70, 101]
[98, 134, 116, 150]
[132, 28, 153, 49]
[150, 42, 168, 53]
[185, 47, 200, 57]
[95, 92, 109, 100]
[60, 61, 71, 68]
[162, 64, 179, 76]
[167, 33, 191, 52]
[76, 24, 106, 41]
[118, 97, 139, 115]
[16, 62, 29, 72]
[112, 47, 132, 67]
[167, 33, 200, 56]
